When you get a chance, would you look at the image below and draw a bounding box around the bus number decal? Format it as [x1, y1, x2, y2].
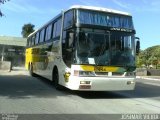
[94, 66, 107, 72]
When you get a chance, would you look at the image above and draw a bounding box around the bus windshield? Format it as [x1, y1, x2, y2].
[76, 32, 135, 66]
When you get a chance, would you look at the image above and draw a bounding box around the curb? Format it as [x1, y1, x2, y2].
[136, 76, 160, 81]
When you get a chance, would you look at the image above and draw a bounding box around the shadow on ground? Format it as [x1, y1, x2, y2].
[0, 74, 67, 99]
[0, 68, 160, 100]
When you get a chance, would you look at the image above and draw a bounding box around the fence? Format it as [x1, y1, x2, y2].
[136, 68, 160, 76]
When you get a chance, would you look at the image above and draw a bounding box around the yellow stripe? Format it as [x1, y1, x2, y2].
[80, 65, 95, 71]
[80, 65, 120, 72]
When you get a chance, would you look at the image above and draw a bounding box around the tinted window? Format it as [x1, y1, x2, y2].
[27, 38, 31, 47]
[39, 29, 45, 43]
[31, 35, 35, 45]
[53, 18, 62, 38]
[64, 10, 74, 29]
[35, 32, 40, 44]
[45, 24, 52, 41]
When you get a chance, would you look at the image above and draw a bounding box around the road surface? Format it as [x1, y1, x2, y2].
[0, 67, 160, 120]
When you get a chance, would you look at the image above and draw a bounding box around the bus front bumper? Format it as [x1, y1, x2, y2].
[66, 76, 136, 91]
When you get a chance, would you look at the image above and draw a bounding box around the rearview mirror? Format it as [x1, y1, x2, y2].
[135, 37, 140, 55]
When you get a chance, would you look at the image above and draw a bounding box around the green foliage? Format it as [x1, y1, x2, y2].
[0, 0, 9, 4]
[137, 45, 160, 69]
[21, 23, 35, 38]
[0, 0, 9, 16]
[136, 55, 143, 68]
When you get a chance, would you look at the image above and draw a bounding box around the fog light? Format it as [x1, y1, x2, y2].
[64, 72, 71, 82]
[127, 81, 135, 85]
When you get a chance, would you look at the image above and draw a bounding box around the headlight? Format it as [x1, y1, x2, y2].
[74, 70, 95, 77]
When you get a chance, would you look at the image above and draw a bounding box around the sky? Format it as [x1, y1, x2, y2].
[0, 0, 160, 50]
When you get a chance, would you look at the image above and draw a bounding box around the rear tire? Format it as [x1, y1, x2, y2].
[29, 63, 36, 77]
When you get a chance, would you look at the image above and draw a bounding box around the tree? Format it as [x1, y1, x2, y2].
[21, 23, 35, 38]
[137, 45, 160, 69]
[136, 55, 143, 68]
[0, 0, 9, 16]
[153, 48, 160, 68]
[152, 57, 158, 69]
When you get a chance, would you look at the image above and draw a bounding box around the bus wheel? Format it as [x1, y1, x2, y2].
[29, 63, 35, 77]
[53, 68, 63, 90]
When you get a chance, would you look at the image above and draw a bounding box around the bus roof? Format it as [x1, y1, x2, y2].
[28, 5, 132, 38]
[70, 5, 131, 16]
[28, 29, 38, 38]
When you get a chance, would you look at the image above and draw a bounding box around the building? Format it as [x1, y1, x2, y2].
[0, 36, 27, 67]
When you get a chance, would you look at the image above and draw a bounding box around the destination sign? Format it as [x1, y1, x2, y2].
[110, 27, 133, 32]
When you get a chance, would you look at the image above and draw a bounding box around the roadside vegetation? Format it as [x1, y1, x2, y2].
[21, 23, 35, 38]
[137, 45, 160, 69]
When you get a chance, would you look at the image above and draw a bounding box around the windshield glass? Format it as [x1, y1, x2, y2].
[110, 32, 135, 66]
[75, 31, 135, 66]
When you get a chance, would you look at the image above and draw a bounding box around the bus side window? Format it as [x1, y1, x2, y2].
[62, 31, 74, 67]
[31, 35, 35, 46]
[35, 32, 40, 44]
[53, 22, 57, 39]
[27, 38, 30, 47]
[64, 10, 74, 29]
[39, 28, 46, 43]
[62, 31, 74, 49]
[67, 32, 74, 49]
[45, 24, 52, 41]
[53, 18, 62, 40]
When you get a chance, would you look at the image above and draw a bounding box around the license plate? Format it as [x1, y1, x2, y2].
[79, 85, 91, 89]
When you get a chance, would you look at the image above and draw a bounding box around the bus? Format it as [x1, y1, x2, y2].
[25, 5, 140, 91]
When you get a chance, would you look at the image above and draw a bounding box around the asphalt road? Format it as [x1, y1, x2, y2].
[0, 67, 160, 120]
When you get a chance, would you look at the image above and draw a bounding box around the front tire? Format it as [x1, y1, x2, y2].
[53, 68, 63, 90]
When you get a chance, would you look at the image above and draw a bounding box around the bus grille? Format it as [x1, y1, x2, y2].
[95, 72, 124, 76]
[95, 72, 108, 76]
[111, 72, 124, 76]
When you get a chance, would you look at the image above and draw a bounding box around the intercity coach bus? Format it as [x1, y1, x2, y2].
[25, 5, 140, 91]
